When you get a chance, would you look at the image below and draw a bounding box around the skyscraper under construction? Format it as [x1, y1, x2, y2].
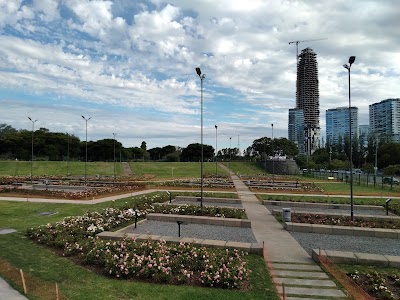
[296, 47, 320, 155]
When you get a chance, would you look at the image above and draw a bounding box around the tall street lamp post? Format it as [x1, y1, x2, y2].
[271, 123, 274, 181]
[81, 115, 91, 184]
[196, 67, 205, 210]
[67, 132, 70, 177]
[229, 137, 232, 172]
[215, 125, 218, 178]
[343, 56, 356, 221]
[113, 133, 117, 184]
[28, 117, 37, 183]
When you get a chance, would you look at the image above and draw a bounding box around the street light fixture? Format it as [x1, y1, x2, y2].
[28, 117, 37, 183]
[343, 55, 356, 221]
[81, 115, 91, 184]
[196, 67, 205, 210]
[113, 133, 116, 184]
[215, 125, 218, 178]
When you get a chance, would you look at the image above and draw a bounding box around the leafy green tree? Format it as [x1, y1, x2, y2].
[181, 143, 214, 162]
[379, 142, 400, 168]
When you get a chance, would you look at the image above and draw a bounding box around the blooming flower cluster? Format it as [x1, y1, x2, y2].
[26, 201, 246, 248]
[26, 193, 251, 289]
[65, 237, 250, 289]
[347, 270, 400, 299]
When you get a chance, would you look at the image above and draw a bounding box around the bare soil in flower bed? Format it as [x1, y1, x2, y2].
[292, 213, 400, 229]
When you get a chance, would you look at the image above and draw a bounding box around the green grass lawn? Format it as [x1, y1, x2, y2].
[0, 161, 123, 176]
[129, 162, 228, 179]
[314, 181, 400, 196]
[222, 162, 267, 176]
[0, 233, 277, 300]
[0, 196, 278, 300]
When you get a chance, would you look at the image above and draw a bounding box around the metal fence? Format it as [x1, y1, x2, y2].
[304, 170, 400, 191]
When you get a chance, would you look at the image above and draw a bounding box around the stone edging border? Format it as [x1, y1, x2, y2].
[312, 249, 400, 268]
[147, 213, 251, 228]
[97, 231, 263, 255]
[283, 221, 400, 239]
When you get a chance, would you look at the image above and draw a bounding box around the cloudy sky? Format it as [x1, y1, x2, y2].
[0, 0, 399, 152]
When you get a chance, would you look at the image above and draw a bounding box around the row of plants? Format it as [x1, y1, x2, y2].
[26, 197, 249, 289]
[347, 269, 400, 300]
[0, 185, 145, 199]
[64, 237, 250, 289]
[0, 175, 154, 185]
[151, 178, 235, 188]
[291, 213, 400, 229]
[27, 202, 246, 248]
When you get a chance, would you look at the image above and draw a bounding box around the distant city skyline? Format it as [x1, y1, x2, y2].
[0, 1, 399, 151]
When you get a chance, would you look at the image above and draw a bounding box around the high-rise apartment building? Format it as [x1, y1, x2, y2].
[326, 107, 358, 145]
[369, 98, 400, 142]
[296, 47, 320, 154]
[288, 108, 305, 153]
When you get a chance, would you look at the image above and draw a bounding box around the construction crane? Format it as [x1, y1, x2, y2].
[288, 38, 327, 64]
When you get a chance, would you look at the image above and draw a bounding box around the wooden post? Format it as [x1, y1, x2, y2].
[56, 283, 59, 300]
[20, 269, 27, 294]
[282, 282, 286, 300]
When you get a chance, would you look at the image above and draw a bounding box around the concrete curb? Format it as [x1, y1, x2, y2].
[284, 221, 400, 239]
[312, 249, 400, 268]
[97, 231, 263, 254]
[146, 213, 251, 228]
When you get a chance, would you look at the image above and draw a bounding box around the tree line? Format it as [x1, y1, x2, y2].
[8, 122, 399, 174]
[298, 133, 400, 175]
[0, 123, 299, 163]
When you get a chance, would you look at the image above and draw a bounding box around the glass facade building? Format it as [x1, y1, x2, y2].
[369, 98, 400, 142]
[326, 106, 358, 145]
[288, 108, 305, 154]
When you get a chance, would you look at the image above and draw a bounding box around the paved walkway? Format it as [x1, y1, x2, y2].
[122, 162, 133, 176]
[220, 165, 348, 299]
[0, 277, 27, 300]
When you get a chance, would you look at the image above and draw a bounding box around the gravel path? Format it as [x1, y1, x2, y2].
[290, 231, 400, 256]
[122, 220, 257, 243]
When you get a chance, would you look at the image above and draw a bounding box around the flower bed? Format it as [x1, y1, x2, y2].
[152, 179, 234, 189]
[63, 237, 250, 288]
[291, 213, 400, 229]
[347, 269, 400, 299]
[0, 185, 145, 199]
[26, 198, 250, 289]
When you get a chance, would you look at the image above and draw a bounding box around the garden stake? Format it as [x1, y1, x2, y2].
[20, 269, 27, 294]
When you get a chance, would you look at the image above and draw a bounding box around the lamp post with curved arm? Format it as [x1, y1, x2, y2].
[343, 56, 356, 221]
[113, 133, 116, 185]
[28, 117, 37, 183]
[215, 125, 218, 177]
[196, 67, 205, 210]
[81, 115, 91, 184]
